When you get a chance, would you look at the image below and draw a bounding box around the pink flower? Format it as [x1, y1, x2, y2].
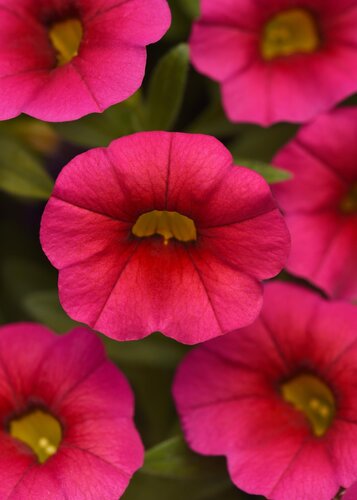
[272, 107, 357, 301]
[173, 282, 357, 500]
[344, 482, 357, 500]
[0, 323, 144, 499]
[0, 0, 170, 122]
[40, 132, 290, 344]
[190, 0, 357, 125]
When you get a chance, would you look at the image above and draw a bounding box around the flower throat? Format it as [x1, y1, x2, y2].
[9, 409, 62, 463]
[132, 210, 197, 244]
[340, 183, 357, 214]
[281, 374, 335, 437]
[49, 18, 83, 66]
[262, 8, 320, 60]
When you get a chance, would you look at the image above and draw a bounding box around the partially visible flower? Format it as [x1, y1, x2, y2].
[173, 282, 357, 500]
[40, 132, 290, 344]
[344, 482, 357, 500]
[0, 0, 171, 121]
[190, 0, 357, 125]
[0, 323, 143, 499]
[273, 107, 357, 301]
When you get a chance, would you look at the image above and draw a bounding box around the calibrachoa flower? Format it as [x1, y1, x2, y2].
[273, 107, 357, 301]
[0, 323, 143, 499]
[0, 0, 170, 121]
[190, 0, 357, 125]
[173, 282, 357, 500]
[40, 132, 290, 344]
[345, 482, 357, 500]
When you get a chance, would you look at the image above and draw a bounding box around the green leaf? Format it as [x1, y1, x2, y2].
[1, 257, 56, 301]
[54, 92, 144, 148]
[23, 290, 78, 333]
[142, 436, 228, 480]
[145, 44, 189, 130]
[0, 256, 57, 322]
[187, 99, 247, 137]
[103, 335, 187, 448]
[0, 135, 53, 199]
[104, 333, 187, 370]
[0, 118, 59, 155]
[229, 124, 298, 162]
[123, 436, 252, 500]
[234, 158, 292, 184]
[177, 0, 200, 19]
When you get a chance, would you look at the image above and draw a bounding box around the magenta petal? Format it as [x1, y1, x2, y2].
[0, 432, 34, 498]
[190, 24, 258, 82]
[0, 323, 55, 407]
[33, 328, 108, 407]
[273, 108, 357, 300]
[8, 463, 65, 500]
[200, 208, 290, 279]
[59, 362, 135, 421]
[89, 0, 171, 46]
[91, 242, 263, 344]
[257, 440, 338, 500]
[344, 480, 357, 500]
[43, 441, 140, 499]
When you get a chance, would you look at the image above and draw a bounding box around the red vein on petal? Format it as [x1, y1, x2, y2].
[93, 242, 142, 329]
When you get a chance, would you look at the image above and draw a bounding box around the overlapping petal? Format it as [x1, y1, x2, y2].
[273, 107, 357, 300]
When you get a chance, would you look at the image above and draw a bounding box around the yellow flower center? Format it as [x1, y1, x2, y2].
[9, 409, 62, 463]
[340, 183, 357, 214]
[281, 374, 335, 437]
[132, 210, 197, 245]
[262, 9, 320, 61]
[49, 18, 83, 66]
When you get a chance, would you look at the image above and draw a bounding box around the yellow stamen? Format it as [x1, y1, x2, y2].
[132, 210, 197, 244]
[281, 374, 335, 437]
[262, 9, 320, 61]
[10, 409, 62, 463]
[49, 18, 83, 66]
[340, 184, 357, 214]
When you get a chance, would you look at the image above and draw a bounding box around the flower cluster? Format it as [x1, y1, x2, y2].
[0, 0, 356, 499]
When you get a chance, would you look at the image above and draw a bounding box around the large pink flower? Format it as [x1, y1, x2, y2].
[40, 132, 290, 344]
[0, 0, 170, 122]
[190, 0, 357, 125]
[173, 282, 357, 500]
[0, 323, 143, 499]
[272, 107, 357, 301]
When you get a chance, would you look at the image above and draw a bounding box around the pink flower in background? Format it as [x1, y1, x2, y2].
[0, 0, 171, 122]
[0, 323, 143, 499]
[273, 107, 357, 301]
[40, 132, 289, 344]
[344, 482, 357, 500]
[190, 0, 357, 125]
[173, 282, 357, 500]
